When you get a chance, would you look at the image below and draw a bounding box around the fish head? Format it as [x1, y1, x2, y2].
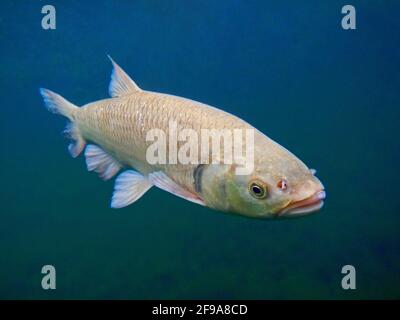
[200, 139, 325, 219]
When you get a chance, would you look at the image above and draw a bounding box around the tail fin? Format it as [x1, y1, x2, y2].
[40, 88, 85, 158]
[39, 88, 78, 120]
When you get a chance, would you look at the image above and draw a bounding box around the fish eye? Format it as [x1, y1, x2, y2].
[249, 181, 268, 199]
[277, 179, 288, 191]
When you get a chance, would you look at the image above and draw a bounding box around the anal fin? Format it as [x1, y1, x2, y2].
[85, 144, 122, 180]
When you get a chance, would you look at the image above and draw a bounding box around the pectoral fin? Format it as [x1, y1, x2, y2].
[148, 171, 205, 206]
[111, 170, 152, 208]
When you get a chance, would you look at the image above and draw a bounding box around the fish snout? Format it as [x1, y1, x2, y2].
[279, 189, 326, 217]
[277, 176, 326, 217]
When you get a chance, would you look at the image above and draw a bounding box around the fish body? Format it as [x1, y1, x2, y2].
[40, 57, 325, 219]
[76, 91, 250, 194]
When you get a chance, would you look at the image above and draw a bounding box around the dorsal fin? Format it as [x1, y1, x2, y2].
[107, 55, 141, 97]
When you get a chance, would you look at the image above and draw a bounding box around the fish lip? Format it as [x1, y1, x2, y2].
[278, 190, 326, 216]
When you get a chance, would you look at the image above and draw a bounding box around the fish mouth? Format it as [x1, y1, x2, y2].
[279, 190, 326, 217]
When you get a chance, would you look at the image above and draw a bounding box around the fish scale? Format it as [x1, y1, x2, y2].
[76, 90, 251, 193]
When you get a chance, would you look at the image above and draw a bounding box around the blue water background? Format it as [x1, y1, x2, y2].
[0, 0, 399, 299]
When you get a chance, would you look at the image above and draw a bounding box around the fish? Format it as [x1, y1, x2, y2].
[40, 56, 325, 219]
